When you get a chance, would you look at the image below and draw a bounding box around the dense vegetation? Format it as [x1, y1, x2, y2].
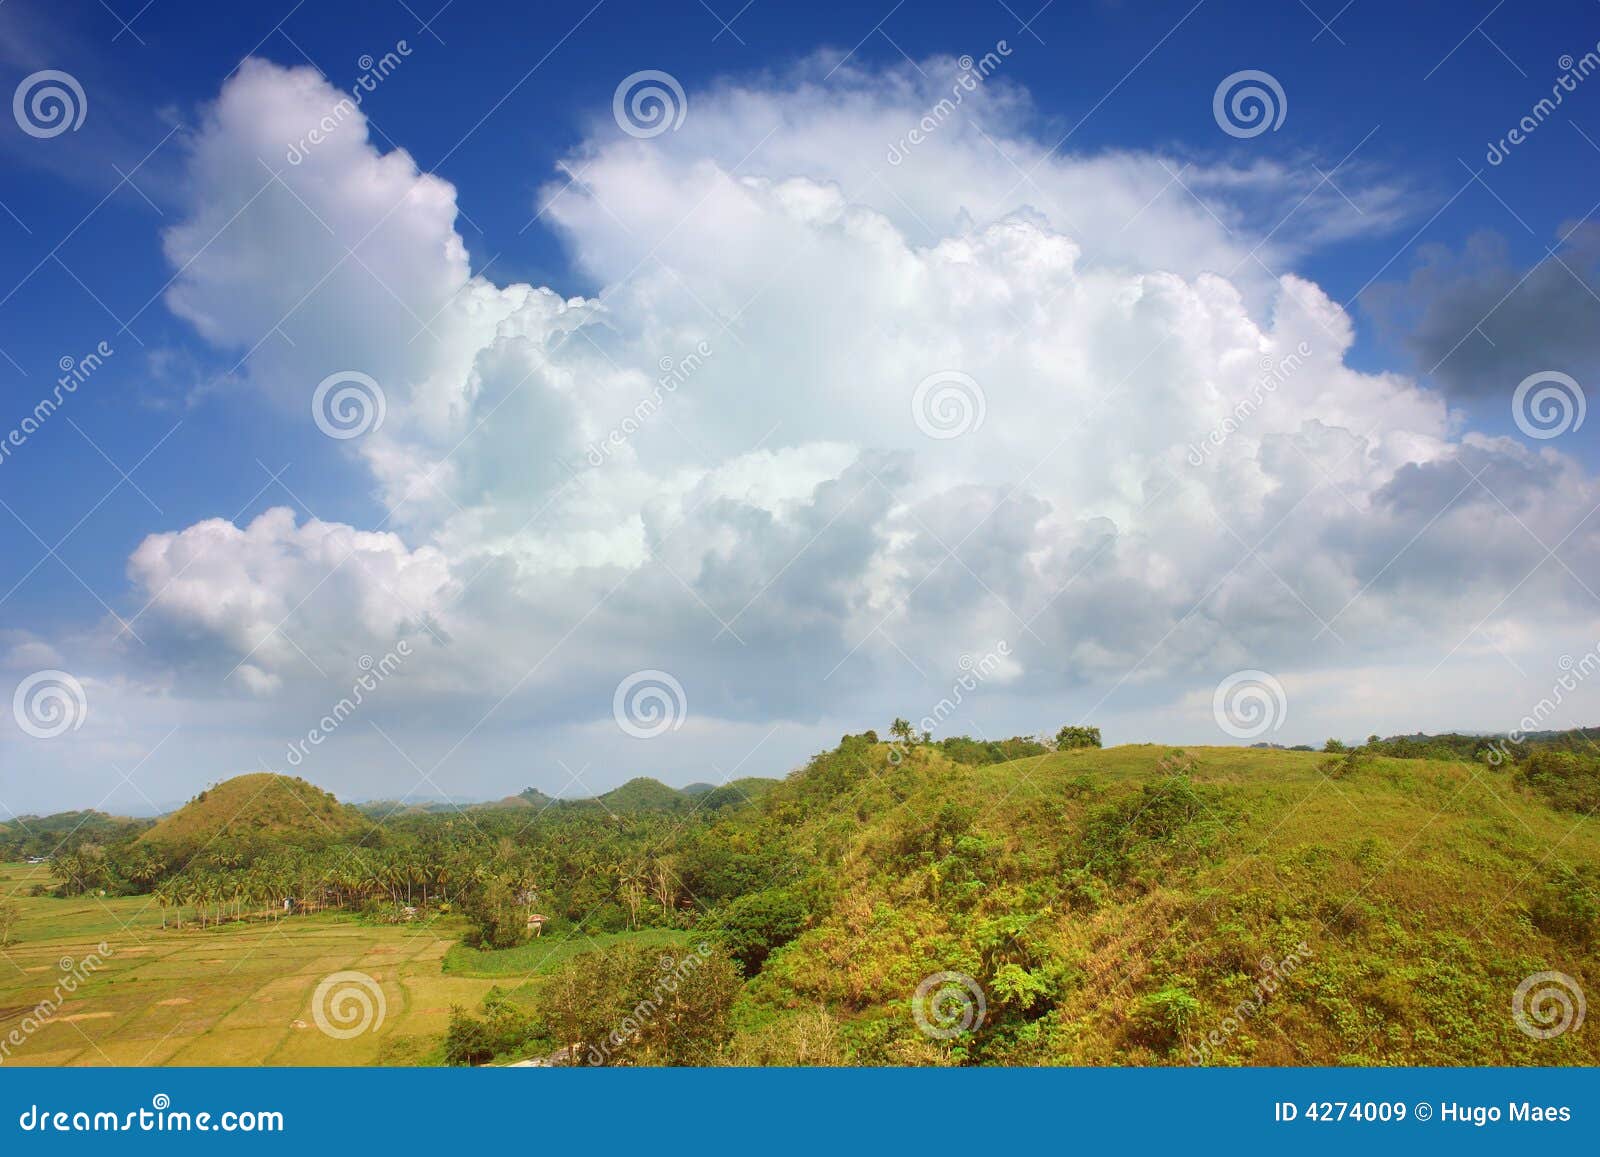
[10, 723, 1598, 1067]
[441, 727, 1599, 1067]
[0, 809, 149, 861]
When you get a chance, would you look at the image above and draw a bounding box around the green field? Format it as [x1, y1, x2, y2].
[442, 927, 694, 978]
[0, 862, 503, 1066]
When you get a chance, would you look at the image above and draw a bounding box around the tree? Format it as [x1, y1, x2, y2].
[462, 875, 529, 949]
[618, 861, 647, 930]
[710, 887, 808, 974]
[1055, 725, 1102, 750]
[650, 857, 678, 922]
[889, 718, 916, 744]
[534, 941, 741, 1066]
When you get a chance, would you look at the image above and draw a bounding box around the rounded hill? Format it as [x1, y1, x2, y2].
[138, 773, 369, 852]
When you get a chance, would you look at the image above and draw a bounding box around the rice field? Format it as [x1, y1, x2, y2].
[0, 862, 503, 1066]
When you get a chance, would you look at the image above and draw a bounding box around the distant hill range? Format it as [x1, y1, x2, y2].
[3, 771, 778, 860]
[16, 722, 1595, 857]
[0, 809, 151, 860]
[353, 775, 776, 818]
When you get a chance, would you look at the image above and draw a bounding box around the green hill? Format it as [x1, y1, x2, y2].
[139, 773, 369, 853]
[676, 739, 1600, 1066]
[598, 777, 694, 812]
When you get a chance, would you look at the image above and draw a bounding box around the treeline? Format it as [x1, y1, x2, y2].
[0, 811, 149, 862]
[44, 808, 727, 942]
[1326, 727, 1600, 813]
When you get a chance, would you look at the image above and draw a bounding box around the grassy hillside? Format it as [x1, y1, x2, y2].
[707, 740, 1599, 1065]
[436, 736, 1599, 1066]
[139, 773, 369, 852]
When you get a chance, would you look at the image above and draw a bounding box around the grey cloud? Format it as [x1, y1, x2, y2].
[1366, 227, 1600, 402]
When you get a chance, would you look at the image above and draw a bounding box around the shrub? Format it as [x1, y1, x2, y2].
[533, 941, 741, 1065]
[1063, 774, 1095, 799]
[1055, 725, 1103, 750]
[1515, 750, 1600, 813]
[1320, 748, 1372, 779]
[725, 1008, 845, 1066]
[443, 990, 540, 1065]
[1529, 865, 1599, 947]
[1079, 773, 1227, 881]
[1129, 985, 1200, 1051]
[709, 886, 810, 974]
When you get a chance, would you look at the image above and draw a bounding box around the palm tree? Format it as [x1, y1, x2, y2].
[154, 880, 174, 929]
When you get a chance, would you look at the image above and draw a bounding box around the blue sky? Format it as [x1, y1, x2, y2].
[2, 0, 1599, 814]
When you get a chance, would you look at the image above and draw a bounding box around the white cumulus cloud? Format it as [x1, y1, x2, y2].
[13, 54, 1598, 809]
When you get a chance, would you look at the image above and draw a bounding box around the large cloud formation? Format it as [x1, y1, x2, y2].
[22, 55, 1600, 805]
